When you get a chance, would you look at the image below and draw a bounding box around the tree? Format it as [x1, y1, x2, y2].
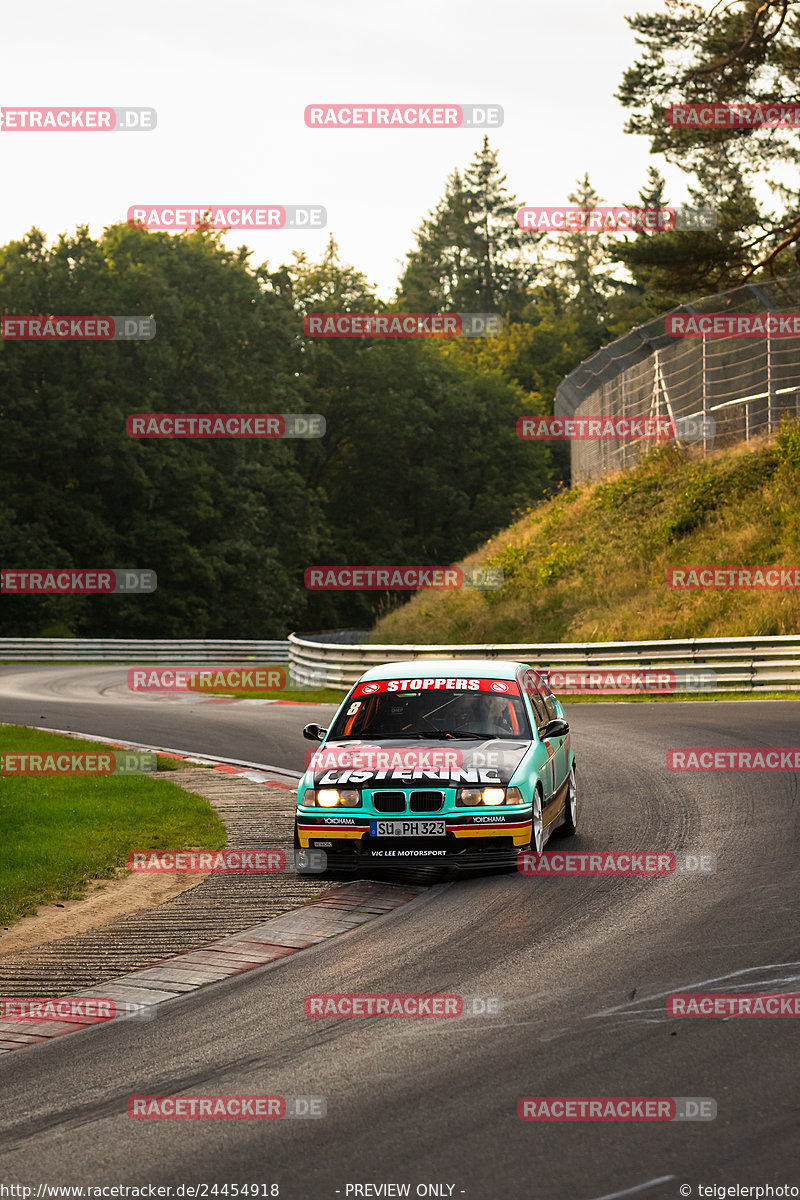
[0, 226, 555, 637]
[0, 224, 323, 637]
[617, 0, 800, 279]
[282, 242, 553, 630]
[541, 174, 622, 327]
[296, 335, 554, 630]
[397, 139, 543, 319]
[277, 235, 377, 315]
[395, 170, 476, 313]
[610, 162, 765, 307]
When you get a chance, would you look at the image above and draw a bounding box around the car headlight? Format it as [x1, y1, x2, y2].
[456, 786, 518, 807]
[306, 788, 362, 808]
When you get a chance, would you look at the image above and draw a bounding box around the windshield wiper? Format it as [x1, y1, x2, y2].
[405, 729, 492, 740]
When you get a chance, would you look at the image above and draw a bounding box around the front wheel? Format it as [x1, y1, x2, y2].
[558, 765, 577, 837]
[293, 824, 327, 876]
[530, 787, 544, 852]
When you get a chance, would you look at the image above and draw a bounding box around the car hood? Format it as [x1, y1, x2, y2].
[309, 738, 531, 788]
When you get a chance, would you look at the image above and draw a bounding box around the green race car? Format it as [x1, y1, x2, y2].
[294, 658, 577, 873]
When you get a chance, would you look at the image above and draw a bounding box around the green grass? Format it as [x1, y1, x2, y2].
[154, 754, 181, 770]
[372, 422, 800, 645]
[0, 725, 226, 927]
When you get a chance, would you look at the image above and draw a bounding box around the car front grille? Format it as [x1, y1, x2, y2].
[409, 790, 444, 812]
[372, 791, 406, 813]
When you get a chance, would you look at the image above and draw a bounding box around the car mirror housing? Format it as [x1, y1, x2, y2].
[303, 722, 328, 742]
[541, 718, 569, 739]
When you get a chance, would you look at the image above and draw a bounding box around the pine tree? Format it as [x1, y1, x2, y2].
[544, 174, 619, 326]
[397, 139, 541, 319]
[617, 0, 800, 278]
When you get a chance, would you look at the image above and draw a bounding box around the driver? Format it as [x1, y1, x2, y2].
[481, 695, 515, 737]
[448, 693, 514, 737]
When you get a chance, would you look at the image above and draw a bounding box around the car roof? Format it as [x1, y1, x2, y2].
[358, 659, 526, 683]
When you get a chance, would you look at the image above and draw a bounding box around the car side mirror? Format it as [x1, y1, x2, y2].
[303, 723, 328, 742]
[541, 718, 569, 739]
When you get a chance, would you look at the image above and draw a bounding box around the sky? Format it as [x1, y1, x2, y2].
[1, 0, 699, 300]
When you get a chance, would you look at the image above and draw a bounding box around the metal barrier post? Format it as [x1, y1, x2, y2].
[767, 329, 775, 433]
[702, 335, 710, 455]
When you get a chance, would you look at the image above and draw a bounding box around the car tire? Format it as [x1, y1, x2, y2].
[293, 824, 327, 876]
[530, 786, 544, 853]
[556, 765, 577, 837]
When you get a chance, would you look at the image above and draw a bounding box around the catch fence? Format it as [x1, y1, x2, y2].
[554, 273, 800, 482]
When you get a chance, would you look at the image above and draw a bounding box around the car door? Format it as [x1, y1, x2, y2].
[536, 681, 569, 817]
[524, 682, 559, 823]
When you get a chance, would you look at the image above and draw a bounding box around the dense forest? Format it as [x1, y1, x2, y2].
[3, 0, 800, 637]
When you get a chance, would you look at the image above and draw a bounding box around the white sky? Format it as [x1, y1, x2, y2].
[1, 0, 698, 300]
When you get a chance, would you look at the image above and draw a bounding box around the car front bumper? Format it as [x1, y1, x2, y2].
[295, 812, 533, 867]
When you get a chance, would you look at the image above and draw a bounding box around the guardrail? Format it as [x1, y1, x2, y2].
[288, 632, 800, 693]
[4, 634, 799, 692]
[0, 639, 289, 663]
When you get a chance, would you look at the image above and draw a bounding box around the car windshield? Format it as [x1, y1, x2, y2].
[328, 687, 531, 741]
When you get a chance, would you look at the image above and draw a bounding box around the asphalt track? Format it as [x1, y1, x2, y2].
[1, 666, 799, 1200]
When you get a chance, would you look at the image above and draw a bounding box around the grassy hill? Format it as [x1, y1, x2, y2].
[372, 422, 800, 645]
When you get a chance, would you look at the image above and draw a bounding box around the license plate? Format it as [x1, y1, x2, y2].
[371, 820, 446, 837]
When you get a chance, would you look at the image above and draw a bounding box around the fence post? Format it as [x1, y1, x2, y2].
[601, 382, 608, 477]
[701, 334, 710, 455]
[767, 329, 775, 434]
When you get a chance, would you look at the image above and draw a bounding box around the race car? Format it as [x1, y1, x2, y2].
[293, 658, 577, 873]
